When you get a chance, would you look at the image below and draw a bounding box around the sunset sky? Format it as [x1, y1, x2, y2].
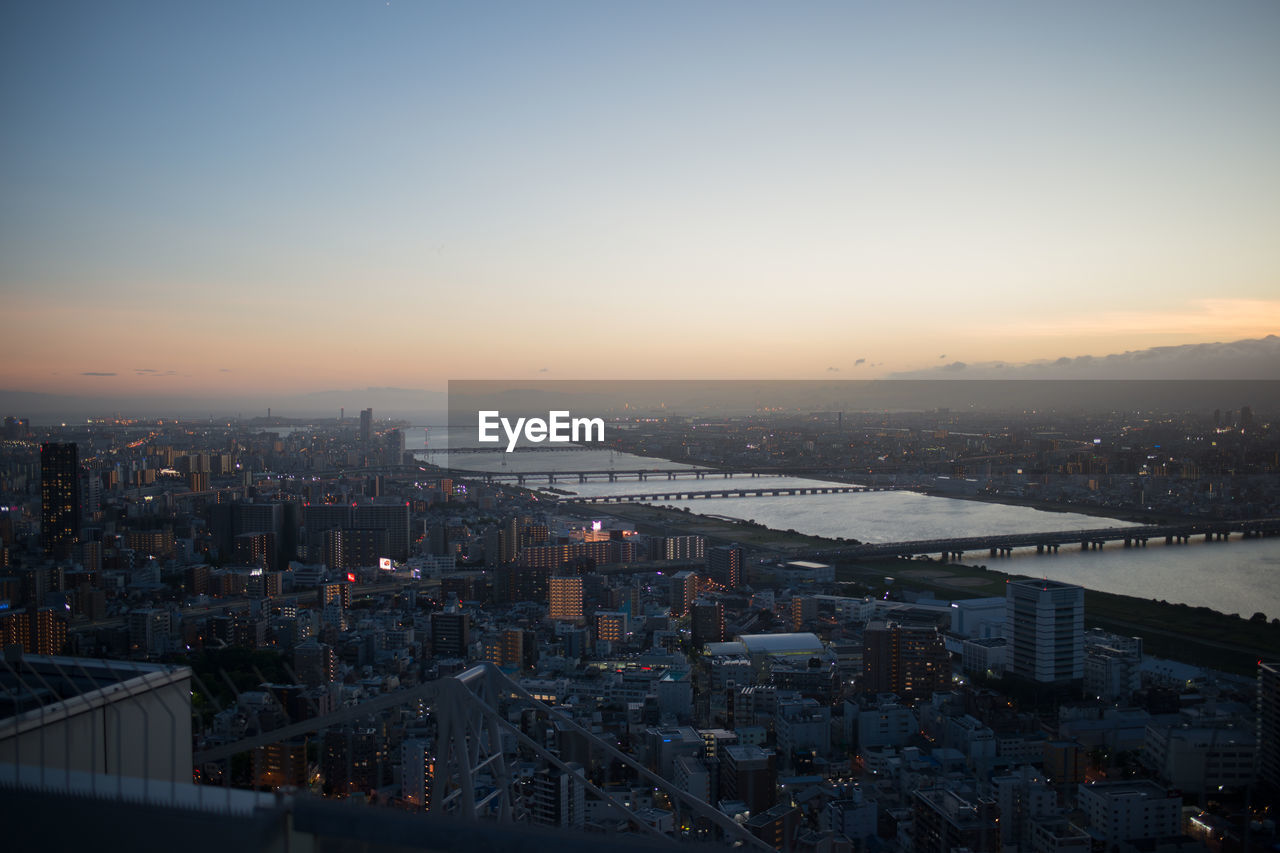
[2, 1, 1278, 410]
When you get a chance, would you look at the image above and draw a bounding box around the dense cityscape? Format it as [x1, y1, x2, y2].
[2, 402, 1279, 851]
[4, 3, 1279, 851]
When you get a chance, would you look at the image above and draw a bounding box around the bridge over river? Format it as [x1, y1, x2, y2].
[798, 517, 1280, 562]
[563, 484, 866, 503]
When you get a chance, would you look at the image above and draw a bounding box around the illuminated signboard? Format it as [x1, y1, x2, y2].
[347, 572, 356, 583]
[379, 557, 392, 571]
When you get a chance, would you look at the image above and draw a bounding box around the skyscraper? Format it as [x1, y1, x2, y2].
[1006, 579, 1084, 683]
[40, 442, 80, 559]
[359, 408, 373, 443]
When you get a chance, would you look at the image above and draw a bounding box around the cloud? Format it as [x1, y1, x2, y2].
[80, 371, 116, 376]
[889, 334, 1280, 379]
[135, 368, 157, 373]
[939, 354, 946, 359]
[219, 368, 231, 372]
[538, 367, 549, 373]
[826, 366, 839, 372]
[854, 358, 866, 366]
[994, 298, 1280, 341]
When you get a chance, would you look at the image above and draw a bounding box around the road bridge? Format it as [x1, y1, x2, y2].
[799, 517, 1280, 562]
[565, 484, 866, 503]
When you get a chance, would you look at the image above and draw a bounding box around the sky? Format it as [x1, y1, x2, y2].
[2, 1, 1278, 413]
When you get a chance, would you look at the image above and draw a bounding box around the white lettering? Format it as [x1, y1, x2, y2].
[548, 410, 571, 442]
[573, 416, 604, 443]
[501, 416, 526, 453]
[525, 417, 548, 444]
[480, 410, 605, 451]
[477, 411, 501, 443]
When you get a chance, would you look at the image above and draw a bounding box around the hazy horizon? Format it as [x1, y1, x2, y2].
[3, 2, 1278, 401]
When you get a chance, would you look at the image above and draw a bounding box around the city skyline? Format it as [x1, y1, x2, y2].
[3, 2, 1278, 401]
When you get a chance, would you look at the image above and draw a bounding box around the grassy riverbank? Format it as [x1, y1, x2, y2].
[836, 558, 1280, 677]
[572, 493, 1279, 676]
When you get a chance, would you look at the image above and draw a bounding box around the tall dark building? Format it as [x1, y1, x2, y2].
[1261, 662, 1280, 791]
[862, 619, 950, 699]
[431, 610, 470, 658]
[707, 545, 743, 588]
[1006, 578, 1084, 684]
[40, 442, 80, 560]
[359, 408, 373, 443]
[691, 599, 726, 646]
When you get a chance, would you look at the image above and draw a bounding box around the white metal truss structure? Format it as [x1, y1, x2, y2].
[194, 662, 773, 849]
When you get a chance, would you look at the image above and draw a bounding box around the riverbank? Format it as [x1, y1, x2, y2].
[835, 558, 1280, 677]
[534, 473, 1279, 676]
[921, 490, 1193, 526]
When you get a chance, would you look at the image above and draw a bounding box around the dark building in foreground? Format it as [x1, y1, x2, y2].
[40, 442, 80, 560]
[1261, 661, 1280, 791]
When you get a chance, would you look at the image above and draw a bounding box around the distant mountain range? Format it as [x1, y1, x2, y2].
[0, 387, 449, 426]
[890, 335, 1280, 380]
[3, 336, 1278, 424]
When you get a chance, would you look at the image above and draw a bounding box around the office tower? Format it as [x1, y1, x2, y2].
[359, 408, 373, 443]
[1006, 579, 1084, 683]
[1261, 662, 1280, 790]
[548, 575, 584, 621]
[862, 620, 950, 699]
[40, 442, 80, 559]
[707, 544, 743, 588]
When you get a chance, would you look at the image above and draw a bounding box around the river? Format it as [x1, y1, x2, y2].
[407, 430, 1280, 620]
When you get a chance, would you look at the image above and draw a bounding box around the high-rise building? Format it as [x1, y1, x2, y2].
[401, 738, 434, 808]
[1006, 579, 1084, 683]
[359, 408, 373, 443]
[654, 535, 705, 561]
[706, 545, 743, 588]
[691, 599, 725, 646]
[548, 575, 584, 621]
[862, 620, 950, 699]
[670, 570, 700, 618]
[352, 500, 410, 561]
[40, 442, 80, 559]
